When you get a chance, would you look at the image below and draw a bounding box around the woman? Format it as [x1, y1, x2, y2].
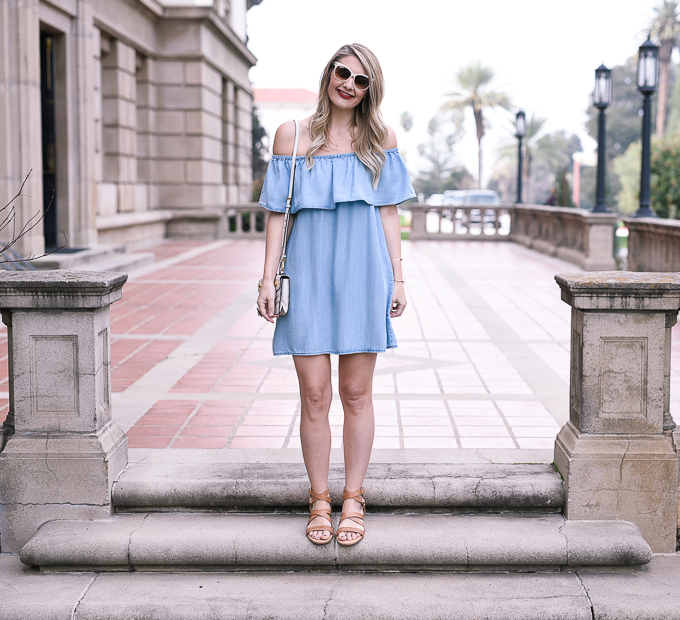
[256, 43, 415, 546]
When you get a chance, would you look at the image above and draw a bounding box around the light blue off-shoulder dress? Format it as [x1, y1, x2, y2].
[259, 149, 416, 356]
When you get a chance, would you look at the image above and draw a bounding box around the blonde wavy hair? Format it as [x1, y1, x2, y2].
[306, 43, 388, 189]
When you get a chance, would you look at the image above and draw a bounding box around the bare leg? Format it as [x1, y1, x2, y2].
[294, 354, 333, 542]
[337, 353, 377, 542]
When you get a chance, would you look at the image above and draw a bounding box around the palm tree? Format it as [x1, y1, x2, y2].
[650, 0, 680, 138]
[442, 62, 511, 188]
[496, 114, 579, 203]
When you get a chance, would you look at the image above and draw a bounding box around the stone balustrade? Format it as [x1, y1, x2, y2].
[554, 272, 680, 553]
[226, 204, 267, 238]
[623, 216, 680, 272]
[0, 271, 128, 552]
[509, 205, 618, 270]
[409, 205, 512, 240]
[408, 203, 618, 271]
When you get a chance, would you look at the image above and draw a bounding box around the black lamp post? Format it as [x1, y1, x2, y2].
[635, 37, 660, 218]
[592, 65, 612, 213]
[515, 110, 526, 204]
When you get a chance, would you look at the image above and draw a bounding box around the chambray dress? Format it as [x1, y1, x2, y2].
[259, 148, 415, 356]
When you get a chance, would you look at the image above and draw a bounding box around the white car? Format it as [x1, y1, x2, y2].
[426, 193, 446, 206]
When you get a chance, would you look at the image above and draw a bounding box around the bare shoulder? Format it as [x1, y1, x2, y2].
[382, 124, 398, 150]
[272, 121, 297, 156]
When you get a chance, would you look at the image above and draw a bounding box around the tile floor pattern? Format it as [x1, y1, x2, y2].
[2, 238, 680, 450]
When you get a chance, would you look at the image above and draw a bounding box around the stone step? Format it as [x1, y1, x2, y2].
[21, 512, 651, 572]
[32, 244, 126, 269]
[6, 553, 680, 620]
[112, 462, 564, 513]
[80, 251, 155, 273]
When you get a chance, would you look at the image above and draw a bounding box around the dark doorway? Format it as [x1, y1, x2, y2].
[40, 32, 57, 249]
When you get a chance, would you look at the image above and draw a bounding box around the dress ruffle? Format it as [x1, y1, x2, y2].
[259, 149, 416, 213]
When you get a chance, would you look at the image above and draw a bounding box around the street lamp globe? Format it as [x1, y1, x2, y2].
[515, 110, 526, 138]
[594, 65, 612, 108]
[637, 37, 660, 94]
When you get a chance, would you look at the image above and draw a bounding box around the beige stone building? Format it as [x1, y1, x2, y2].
[0, 0, 259, 257]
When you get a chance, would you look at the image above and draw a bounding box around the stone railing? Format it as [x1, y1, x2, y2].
[409, 204, 512, 240]
[164, 204, 267, 240]
[225, 204, 267, 238]
[407, 203, 618, 271]
[554, 272, 680, 553]
[509, 205, 618, 271]
[623, 216, 680, 272]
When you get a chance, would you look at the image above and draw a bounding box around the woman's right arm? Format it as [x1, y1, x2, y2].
[256, 121, 297, 323]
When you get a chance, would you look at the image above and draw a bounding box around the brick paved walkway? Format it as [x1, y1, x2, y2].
[2, 239, 680, 453]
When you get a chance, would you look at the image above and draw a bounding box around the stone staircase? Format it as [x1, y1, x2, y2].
[20, 463, 652, 573]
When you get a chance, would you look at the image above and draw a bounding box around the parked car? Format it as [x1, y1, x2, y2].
[443, 190, 466, 206]
[462, 190, 501, 206]
[426, 193, 446, 206]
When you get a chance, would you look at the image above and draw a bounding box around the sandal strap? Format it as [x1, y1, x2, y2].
[342, 487, 365, 503]
[309, 508, 332, 520]
[309, 488, 332, 504]
[339, 511, 364, 521]
[336, 525, 364, 536]
[306, 521, 334, 535]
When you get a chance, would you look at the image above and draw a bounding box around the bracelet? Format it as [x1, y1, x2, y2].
[393, 258, 403, 261]
[395, 279, 405, 283]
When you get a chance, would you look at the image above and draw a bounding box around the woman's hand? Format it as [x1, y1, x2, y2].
[390, 282, 407, 317]
[257, 279, 278, 323]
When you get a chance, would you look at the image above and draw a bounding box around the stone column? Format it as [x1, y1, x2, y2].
[101, 38, 137, 213]
[223, 79, 238, 203]
[234, 87, 253, 202]
[71, 0, 98, 247]
[0, 0, 45, 257]
[0, 271, 128, 553]
[554, 272, 680, 553]
[136, 55, 157, 212]
[409, 206, 427, 240]
[154, 58, 226, 210]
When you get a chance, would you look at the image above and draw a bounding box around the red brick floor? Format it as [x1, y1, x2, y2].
[3, 239, 680, 450]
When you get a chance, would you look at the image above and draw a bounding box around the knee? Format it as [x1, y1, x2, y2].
[339, 384, 371, 415]
[301, 385, 331, 419]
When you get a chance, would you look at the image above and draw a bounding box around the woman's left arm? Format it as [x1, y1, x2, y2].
[380, 205, 406, 317]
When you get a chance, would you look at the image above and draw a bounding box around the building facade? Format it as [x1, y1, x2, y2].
[0, 0, 258, 255]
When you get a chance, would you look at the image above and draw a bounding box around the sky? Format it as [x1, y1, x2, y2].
[247, 0, 665, 187]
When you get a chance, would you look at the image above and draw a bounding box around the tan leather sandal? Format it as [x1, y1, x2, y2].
[306, 488, 334, 545]
[336, 487, 365, 546]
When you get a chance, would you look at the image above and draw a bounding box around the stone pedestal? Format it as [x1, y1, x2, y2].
[554, 272, 680, 553]
[0, 271, 128, 552]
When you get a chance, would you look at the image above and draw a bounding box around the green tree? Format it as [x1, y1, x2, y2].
[666, 61, 680, 134]
[413, 116, 473, 196]
[651, 135, 680, 217]
[650, 0, 680, 138]
[553, 167, 573, 208]
[441, 62, 511, 189]
[496, 115, 581, 203]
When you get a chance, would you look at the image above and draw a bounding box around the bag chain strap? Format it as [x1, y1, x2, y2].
[278, 119, 300, 276]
